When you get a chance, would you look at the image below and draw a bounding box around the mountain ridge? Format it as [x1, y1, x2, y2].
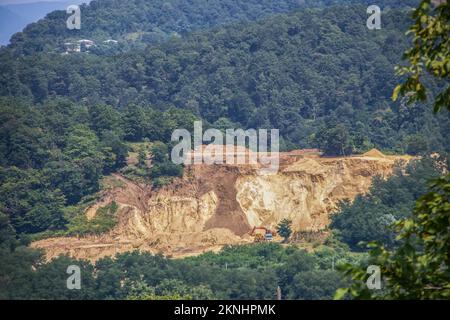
[0, 1, 89, 45]
[3, 0, 420, 54]
[1, 5, 447, 154]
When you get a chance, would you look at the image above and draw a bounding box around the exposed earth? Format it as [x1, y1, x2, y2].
[32, 149, 412, 261]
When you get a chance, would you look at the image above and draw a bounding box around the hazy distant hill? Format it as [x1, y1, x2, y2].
[0, 6, 26, 45]
[0, 1, 89, 45]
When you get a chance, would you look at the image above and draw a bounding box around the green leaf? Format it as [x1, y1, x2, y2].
[392, 85, 402, 101]
[333, 288, 348, 300]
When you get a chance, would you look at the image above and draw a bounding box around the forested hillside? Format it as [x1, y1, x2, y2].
[0, 239, 356, 300]
[0, 2, 447, 245]
[5, 0, 419, 55]
[0, 0, 448, 301]
[0, 98, 194, 236]
[1, 5, 447, 153]
[331, 156, 447, 250]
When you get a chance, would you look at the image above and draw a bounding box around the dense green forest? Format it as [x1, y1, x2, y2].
[2, 3, 447, 241]
[0, 238, 357, 300]
[0, 98, 193, 237]
[1, 5, 448, 153]
[331, 156, 447, 250]
[6, 0, 419, 55]
[0, 0, 448, 300]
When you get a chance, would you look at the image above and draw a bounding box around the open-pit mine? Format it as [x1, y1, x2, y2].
[32, 149, 411, 261]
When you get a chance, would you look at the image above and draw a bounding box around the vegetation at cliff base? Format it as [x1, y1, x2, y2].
[0, 241, 356, 300]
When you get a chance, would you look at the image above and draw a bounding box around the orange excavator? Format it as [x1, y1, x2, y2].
[250, 226, 276, 242]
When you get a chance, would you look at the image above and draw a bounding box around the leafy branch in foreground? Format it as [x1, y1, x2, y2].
[335, 174, 450, 299]
[393, 0, 449, 112]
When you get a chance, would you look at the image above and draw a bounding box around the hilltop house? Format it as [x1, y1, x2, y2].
[63, 39, 95, 54]
[63, 42, 80, 53]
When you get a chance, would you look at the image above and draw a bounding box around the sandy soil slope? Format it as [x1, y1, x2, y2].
[32, 150, 411, 261]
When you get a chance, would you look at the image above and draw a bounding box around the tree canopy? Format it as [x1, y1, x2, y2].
[1, 5, 447, 154]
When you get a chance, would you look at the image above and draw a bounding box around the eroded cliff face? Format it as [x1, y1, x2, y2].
[237, 156, 402, 231]
[32, 152, 410, 261]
